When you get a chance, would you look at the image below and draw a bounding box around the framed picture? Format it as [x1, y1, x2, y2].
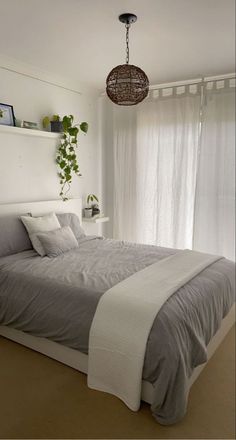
[0, 103, 15, 126]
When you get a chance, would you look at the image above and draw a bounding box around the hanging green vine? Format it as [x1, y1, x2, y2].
[56, 115, 88, 201]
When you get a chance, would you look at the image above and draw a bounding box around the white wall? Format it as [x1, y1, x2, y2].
[0, 66, 100, 211]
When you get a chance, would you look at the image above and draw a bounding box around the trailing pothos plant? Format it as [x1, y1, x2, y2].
[56, 115, 88, 201]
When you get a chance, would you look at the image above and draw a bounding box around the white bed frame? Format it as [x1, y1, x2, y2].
[0, 199, 82, 222]
[0, 199, 235, 405]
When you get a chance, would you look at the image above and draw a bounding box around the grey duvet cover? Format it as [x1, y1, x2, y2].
[0, 236, 235, 424]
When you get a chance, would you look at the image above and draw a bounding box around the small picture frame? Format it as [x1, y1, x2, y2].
[0, 103, 15, 126]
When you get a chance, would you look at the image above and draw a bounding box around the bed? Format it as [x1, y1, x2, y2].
[0, 199, 235, 425]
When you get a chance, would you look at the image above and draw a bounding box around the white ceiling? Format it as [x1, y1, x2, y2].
[0, 0, 235, 91]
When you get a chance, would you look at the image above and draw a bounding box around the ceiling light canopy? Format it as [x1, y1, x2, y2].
[106, 13, 149, 106]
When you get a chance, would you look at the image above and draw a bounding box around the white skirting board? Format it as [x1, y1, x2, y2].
[0, 304, 234, 405]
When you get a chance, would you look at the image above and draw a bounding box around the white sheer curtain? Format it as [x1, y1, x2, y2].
[113, 108, 138, 242]
[135, 93, 201, 248]
[113, 85, 201, 248]
[193, 83, 235, 260]
[112, 79, 235, 259]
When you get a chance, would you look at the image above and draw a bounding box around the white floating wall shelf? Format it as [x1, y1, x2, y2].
[0, 124, 62, 139]
[82, 216, 110, 224]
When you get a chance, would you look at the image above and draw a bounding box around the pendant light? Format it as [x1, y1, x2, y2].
[106, 13, 149, 106]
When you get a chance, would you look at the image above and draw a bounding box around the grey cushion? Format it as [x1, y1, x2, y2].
[0, 215, 32, 257]
[56, 213, 85, 240]
[36, 226, 78, 258]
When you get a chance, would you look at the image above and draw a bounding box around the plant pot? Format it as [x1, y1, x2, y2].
[84, 208, 93, 218]
[92, 207, 100, 216]
[50, 121, 63, 133]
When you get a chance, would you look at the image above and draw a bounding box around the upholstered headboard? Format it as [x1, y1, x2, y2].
[0, 199, 82, 222]
[0, 199, 83, 258]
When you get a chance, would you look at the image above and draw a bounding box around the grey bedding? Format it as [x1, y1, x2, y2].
[0, 236, 235, 424]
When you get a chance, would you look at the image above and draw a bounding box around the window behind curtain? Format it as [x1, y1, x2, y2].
[113, 85, 201, 248]
[112, 79, 235, 260]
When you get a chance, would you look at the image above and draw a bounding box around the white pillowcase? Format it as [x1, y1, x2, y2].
[21, 213, 61, 256]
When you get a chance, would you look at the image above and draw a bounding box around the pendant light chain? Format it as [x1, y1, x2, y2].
[125, 24, 130, 64]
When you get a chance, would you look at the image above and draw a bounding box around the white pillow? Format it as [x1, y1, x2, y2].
[20, 213, 61, 256]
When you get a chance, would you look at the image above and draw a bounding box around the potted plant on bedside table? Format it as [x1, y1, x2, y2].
[84, 194, 99, 218]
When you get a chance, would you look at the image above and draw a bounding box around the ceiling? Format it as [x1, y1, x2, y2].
[0, 0, 235, 91]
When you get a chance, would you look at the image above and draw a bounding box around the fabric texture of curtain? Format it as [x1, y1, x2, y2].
[193, 83, 235, 260]
[112, 79, 235, 260]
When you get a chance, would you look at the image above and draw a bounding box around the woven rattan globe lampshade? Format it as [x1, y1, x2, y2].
[106, 13, 149, 106]
[106, 64, 149, 106]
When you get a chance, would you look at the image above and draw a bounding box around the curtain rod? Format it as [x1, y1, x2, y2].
[149, 73, 235, 91]
[100, 73, 235, 96]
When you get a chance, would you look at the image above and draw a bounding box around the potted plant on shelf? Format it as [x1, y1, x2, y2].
[84, 194, 99, 218]
[42, 114, 64, 132]
[53, 115, 88, 200]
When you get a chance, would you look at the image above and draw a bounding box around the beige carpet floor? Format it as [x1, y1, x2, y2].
[0, 325, 235, 440]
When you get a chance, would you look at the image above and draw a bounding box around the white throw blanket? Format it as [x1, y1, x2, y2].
[88, 249, 221, 410]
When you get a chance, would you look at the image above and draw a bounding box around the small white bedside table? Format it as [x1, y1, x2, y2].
[82, 215, 109, 235]
[82, 215, 109, 224]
